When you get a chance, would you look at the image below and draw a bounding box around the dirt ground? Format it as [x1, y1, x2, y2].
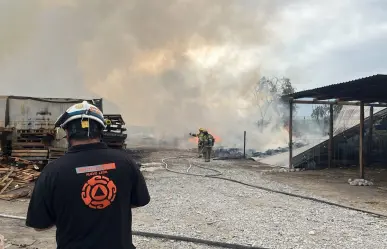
[264, 166, 387, 215]
[0, 149, 387, 249]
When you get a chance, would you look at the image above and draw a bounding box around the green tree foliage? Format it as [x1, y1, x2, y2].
[311, 104, 343, 123]
[254, 76, 296, 129]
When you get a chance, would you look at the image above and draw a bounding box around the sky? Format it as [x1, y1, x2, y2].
[0, 0, 386, 140]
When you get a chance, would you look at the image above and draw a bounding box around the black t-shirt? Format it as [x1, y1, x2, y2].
[26, 142, 150, 249]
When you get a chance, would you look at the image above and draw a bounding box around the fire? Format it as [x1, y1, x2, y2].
[188, 130, 221, 144]
[188, 136, 198, 143]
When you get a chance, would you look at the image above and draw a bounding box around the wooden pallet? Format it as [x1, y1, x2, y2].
[12, 142, 47, 149]
[11, 149, 48, 158]
[17, 129, 55, 134]
[18, 133, 52, 138]
[48, 147, 66, 160]
[10, 150, 48, 164]
[0, 127, 14, 132]
[17, 132, 54, 141]
[14, 129, 54, 151]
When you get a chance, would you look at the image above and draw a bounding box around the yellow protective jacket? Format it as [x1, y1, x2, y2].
[190, 132, 204, 139]
[199, 133, 215, 147]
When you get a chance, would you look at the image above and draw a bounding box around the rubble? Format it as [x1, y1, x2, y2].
[213, 148, 245, 159]
[348, 178, 374, 186]
[252, 141, 308, 158]
[213, 141, 308, 160]
[0, 157, 40, 200]
[262, 167, 304, 174]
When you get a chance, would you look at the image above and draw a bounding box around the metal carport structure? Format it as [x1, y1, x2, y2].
[283, 74, 387, 179]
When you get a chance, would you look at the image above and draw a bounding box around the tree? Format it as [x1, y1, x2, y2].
[311, 104, 343, 123]
[253, 76, 296, 130]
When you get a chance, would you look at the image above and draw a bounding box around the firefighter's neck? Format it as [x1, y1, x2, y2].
[69, 138, 100, 146]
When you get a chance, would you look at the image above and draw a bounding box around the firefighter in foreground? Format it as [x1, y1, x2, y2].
[26, 101, 150, 249]
[189, 128, 205, 157]
[200, 129, 215, 162]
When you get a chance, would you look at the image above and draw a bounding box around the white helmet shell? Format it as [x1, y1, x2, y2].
[55, 101, 106, 129]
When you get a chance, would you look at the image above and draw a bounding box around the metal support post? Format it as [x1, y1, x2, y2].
[359, 102, 365, 179]
[243, 131, 246, 158]
[328, 104, 334, 168]
[289, 100, 293, 169]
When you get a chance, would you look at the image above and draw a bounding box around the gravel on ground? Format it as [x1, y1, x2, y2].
[0, 150, 387, 249]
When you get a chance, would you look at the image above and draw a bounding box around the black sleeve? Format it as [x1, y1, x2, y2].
[130, 160, 150, 207]
[26, 168, 56, 229]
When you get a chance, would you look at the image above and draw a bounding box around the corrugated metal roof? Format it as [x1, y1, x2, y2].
[284, 74, 387, 103]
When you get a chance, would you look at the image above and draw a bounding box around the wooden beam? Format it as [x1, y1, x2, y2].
[328, 104, 334, 168]
[359, 102, 365, 179]
[289, 100, 293, 169]
[292, 99, 387, 107]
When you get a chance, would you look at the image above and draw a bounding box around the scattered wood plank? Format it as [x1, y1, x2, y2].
[0, 168, 14, 184]
[0, 189, 30, 200]
[0, 157, 40, 199]
[12, 150, 48, 153]
[0, 178, 13, 194]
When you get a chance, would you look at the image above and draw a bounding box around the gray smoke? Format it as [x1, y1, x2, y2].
[0, 0, 300, 149]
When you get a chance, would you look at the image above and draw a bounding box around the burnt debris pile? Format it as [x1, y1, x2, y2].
[252, 141, 307, 158]
[213, 141, 308, 160]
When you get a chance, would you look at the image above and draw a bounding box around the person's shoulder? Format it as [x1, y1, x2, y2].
[104, 148, 132, 158]
[104, 148, 139, 166]
[41, 156, 68, 174]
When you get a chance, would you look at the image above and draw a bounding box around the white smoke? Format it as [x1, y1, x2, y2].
[0, 0, 306, 150]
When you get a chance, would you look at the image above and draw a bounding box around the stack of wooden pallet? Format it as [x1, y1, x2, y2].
[12, 129, 55, 163]
[103, 114, 128, 149]
[11, 149, 48, 161]
[48, 147, 67, 162]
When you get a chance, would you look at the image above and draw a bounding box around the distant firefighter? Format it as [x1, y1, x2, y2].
[189, 128, 205, 158]
[199, 129, 215, 162]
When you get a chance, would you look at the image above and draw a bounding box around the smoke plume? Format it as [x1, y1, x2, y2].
[0, 0, 298, 149]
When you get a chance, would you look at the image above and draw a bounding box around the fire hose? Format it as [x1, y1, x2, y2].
[1, 156, 386, 249]
[0, 213, 268, 249]
[161, 156, 387, 219]
[0, 156, 268, 249]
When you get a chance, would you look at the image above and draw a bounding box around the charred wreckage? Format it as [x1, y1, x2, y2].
[213, 141, 308, 160]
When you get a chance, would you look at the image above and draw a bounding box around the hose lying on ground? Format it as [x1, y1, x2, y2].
[162, 156, 222, 177]
[1, 156, 384, 249]
[0, 214, 269, 249]
[161, 156, 387, 219]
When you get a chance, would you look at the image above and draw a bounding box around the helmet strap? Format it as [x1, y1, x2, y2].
[80, 108, 92, 138]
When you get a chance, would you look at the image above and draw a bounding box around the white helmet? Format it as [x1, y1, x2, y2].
[55, 101, 106, 129]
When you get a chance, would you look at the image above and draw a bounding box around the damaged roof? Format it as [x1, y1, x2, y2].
[284, 74, 387, 103]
